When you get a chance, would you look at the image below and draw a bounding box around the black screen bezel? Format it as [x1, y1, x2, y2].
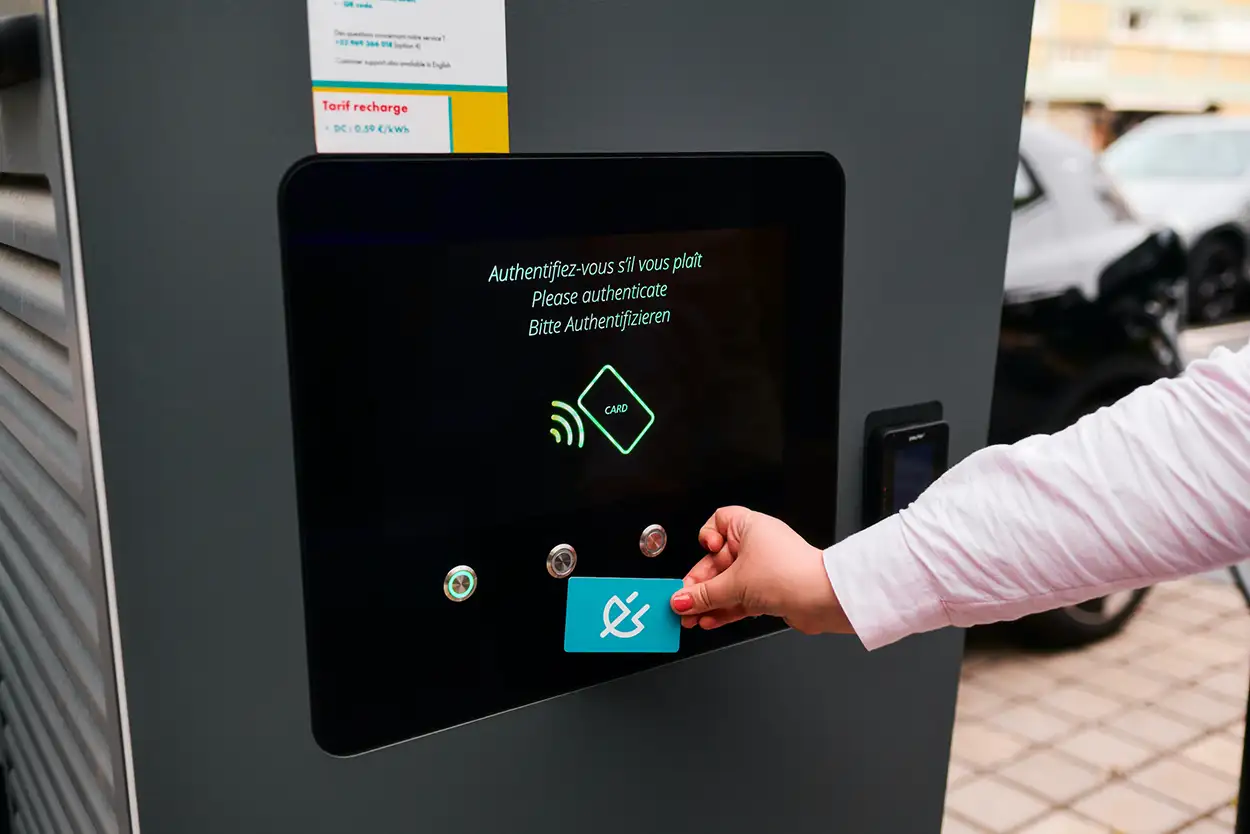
[277, 153, 845, 756]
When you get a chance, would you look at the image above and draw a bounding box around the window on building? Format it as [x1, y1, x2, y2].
[1056, 44, 1102, 62]
[1178, 10, 1211, 28]
[1176, 9, 1214, 45]
[1124, 7, 1152, 31]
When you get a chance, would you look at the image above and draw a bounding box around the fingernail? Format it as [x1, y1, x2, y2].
[672, 593, 693, 613]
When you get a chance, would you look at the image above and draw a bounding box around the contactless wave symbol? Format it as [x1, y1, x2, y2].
[549, 400, 585, 448]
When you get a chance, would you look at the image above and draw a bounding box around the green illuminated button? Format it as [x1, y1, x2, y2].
[577, 365, 655, 455]
[444, 565, 477, 602]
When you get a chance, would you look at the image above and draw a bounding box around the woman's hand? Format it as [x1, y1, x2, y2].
[669, 506, 855, 636]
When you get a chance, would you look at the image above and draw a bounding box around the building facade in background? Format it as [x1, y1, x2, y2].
[1027, 0, 1250, 147]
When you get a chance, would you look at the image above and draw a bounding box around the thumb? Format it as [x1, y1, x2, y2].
[671, 570, 740, 615]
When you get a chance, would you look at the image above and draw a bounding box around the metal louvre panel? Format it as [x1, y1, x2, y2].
[0, 244, 65, 347]
[0, 691, 80, 834]
[0, 465, 98, 650]
[0, 362, 78, 500]
[7, 728, 54, 834]
[0, 63, 127, 833]
[0, 419, 89, 576]
[7, 734, 56, 834]
[0, 484, 105, 710]
[0, 304, 73, 425]
[10, 755, 52, 834]
[0, 182, 55, 262]
[0, 608, 112, 834]
[0, 570, 111, 782]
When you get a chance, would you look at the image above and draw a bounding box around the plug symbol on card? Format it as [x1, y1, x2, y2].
[549, 400, 585, 448]
[601, 592, 649, 639]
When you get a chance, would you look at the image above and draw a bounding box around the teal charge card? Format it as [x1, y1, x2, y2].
[564, 577, 684, 653]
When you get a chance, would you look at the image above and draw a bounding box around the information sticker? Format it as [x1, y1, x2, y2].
[305, 0, 509, 154]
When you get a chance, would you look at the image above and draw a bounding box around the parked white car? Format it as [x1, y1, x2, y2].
[1008, 119, 1163, 303]
[1102, 114, 1250, 323]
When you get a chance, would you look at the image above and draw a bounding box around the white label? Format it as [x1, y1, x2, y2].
[306, 0, 509, 153]
[314, 92, 451, 152]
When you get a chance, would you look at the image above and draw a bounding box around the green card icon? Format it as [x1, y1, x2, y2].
[576, 364, 655, 455]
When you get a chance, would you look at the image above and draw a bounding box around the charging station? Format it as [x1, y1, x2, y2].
[0, 1, 1034, 832]
[281, 152, 844, 754]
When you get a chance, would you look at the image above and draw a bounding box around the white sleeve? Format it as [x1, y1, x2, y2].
[825, 341, 1250, 651]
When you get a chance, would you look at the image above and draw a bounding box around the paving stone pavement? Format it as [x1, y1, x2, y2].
[943, 577, 1249, 833]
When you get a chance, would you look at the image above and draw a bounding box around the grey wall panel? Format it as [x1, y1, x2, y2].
[51, 1, 1031, 833]
[0, 4, 130, 834]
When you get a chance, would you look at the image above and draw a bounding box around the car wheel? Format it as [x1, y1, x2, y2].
[1007, 587, 1151, 649]
[1004, 389, 1154, 649]
[1188, 236, 1244, 325]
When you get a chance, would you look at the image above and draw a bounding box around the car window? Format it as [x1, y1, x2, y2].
[1102, 128, 1250, 179]
[1014, 159, 1041, 209]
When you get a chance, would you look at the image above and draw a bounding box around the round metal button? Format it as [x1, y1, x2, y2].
[444, 565, 477, 601]
[640, 524, 667, 558]
[547, 544, 577, 578]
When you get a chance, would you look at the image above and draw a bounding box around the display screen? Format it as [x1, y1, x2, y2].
[891, 441, 936, 513]
[301, 228, 787, 535]
[279, 154, 844, 755]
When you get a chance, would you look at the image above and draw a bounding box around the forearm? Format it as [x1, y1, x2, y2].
[826, 343, 1250, 651]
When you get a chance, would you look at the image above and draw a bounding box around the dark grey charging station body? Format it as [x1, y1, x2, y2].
[0, 1, 1033, 832]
